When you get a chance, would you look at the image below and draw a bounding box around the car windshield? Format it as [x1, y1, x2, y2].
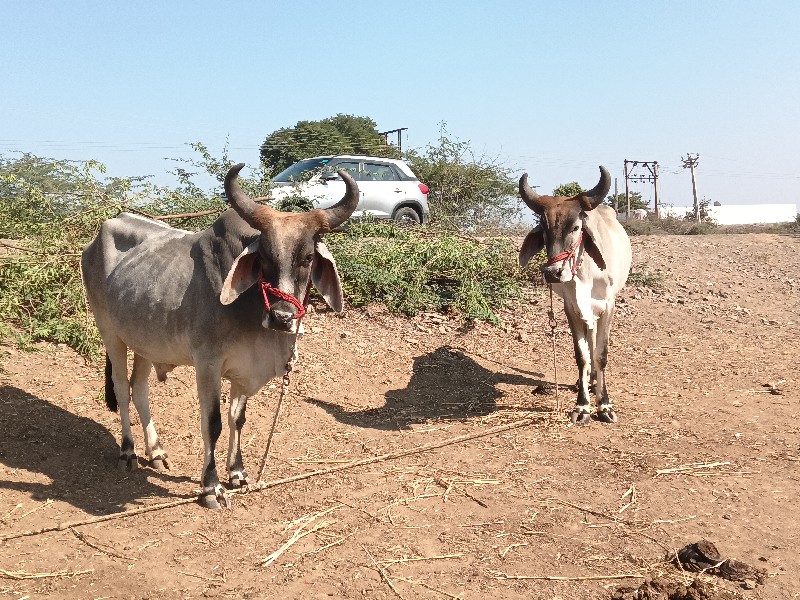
[272, 158, 332, 183]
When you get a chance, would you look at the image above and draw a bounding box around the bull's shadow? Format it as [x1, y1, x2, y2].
[0, 385, 192, 515]
[307, 345, 549, 431]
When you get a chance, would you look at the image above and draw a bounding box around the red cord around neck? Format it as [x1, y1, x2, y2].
[258, 273, 308, 319]
[546, 231, 584, 279]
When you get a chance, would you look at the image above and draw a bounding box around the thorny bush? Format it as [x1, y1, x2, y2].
[1, 152, 542, 358]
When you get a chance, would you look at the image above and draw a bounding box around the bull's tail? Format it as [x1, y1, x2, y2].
[105, 354, 119, 412]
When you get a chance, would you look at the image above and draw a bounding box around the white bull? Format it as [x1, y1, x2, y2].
[519, 166, 632, 424]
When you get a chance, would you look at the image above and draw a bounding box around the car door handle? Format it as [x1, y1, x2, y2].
[393, 188, 403, 193]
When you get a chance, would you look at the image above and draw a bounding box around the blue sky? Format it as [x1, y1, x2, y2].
[2, 1, 798, 209]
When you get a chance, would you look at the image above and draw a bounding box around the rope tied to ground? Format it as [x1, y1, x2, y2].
[548, 285, 560, 414]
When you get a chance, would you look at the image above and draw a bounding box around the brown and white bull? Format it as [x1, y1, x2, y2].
[518, 166, 632, 424]
[82, 164, 359, 508]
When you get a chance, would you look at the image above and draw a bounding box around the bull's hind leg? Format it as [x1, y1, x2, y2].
[593, 303, 618, 423]
[565, 310, 593, 425]
[130, 354, 170, 472]
[226, 383, 249, 488]
[104, 339, 138, 470]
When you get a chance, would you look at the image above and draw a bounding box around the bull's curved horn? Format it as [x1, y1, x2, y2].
[519, 173, 544, 214]
[224, 163, 262, 229]
[578, 166, 612, 211]
[321, 170, 360, 230]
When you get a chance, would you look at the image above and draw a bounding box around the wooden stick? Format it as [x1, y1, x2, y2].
[178, 570, 226, 582]
[0, 567, 93, 580]
[0, 497, 197, 542]
[391, 576, 463, 599]
[260, 519, 333, 567]
[152, 208, 223, 220]
[305, 527, 359, 556]
[70, 528, 135, 561]
[1, 416, 538, 542]
[363, 545, 405, 599]
[655, 461, 730, 475]
[501, 543, 528, 558]
[494, 571, 645, 581]
[382, 554, 464, 567]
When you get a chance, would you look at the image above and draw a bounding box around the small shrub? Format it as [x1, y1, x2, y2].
[627, 265, 665, 289]
[621, 219, 658, 236]
[685, 222, 717, 235]
[683, 198, 718, 226]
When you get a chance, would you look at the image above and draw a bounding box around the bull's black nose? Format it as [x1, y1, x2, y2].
[542, 266, 562, 283]
[269, 309, 295, 330]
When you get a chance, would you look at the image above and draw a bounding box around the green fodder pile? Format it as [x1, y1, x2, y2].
[327, 220, 540, 324]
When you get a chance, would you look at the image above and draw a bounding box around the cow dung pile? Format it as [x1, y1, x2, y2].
[611, 577, 732, 600]
[612, 540, 766, 599]
[674, 539, 766, 585]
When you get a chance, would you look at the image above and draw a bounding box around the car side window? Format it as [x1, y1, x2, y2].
[363, 163, 399, 182]
[329, 161, 362, 180]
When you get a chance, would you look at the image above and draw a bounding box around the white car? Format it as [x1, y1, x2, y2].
[271, 155, 430, 224]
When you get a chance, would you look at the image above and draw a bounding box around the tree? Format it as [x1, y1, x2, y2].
[403, 123, 517, 229]
[553, 182, 583, 197]
[605, 191, 648, 212]
[259, 114, 398, 173]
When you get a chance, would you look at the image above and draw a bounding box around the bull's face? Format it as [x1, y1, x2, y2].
[538, 204, 586, 284]
[518, 167, 612, 283]
[219, 164, 358, 332]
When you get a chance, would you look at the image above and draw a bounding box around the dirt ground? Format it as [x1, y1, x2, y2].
[1, 232, 798, 599]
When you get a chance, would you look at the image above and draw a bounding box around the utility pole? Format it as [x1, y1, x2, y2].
[682, 153, 700, 222]
[614, 177, 619, 212]
[379, 127, 408, 152]
[653, 162, 660, 218]
[623, 159, 660, 217]
[624, 160, 630, 216]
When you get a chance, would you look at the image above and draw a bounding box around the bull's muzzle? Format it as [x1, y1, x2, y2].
[542, 264, 566, 284]
[267, 307, 297, 332]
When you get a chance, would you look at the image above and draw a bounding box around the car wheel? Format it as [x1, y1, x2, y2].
[393, 206, 421, 225]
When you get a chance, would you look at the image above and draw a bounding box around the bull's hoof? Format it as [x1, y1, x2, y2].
[150, 453, 171, 473]
[570, 408, 592, 426]
[118, 454, 139, 471]
[229, 470, 250, 489]
[596, 408, 618, 424]
[199, 484, 230, 510]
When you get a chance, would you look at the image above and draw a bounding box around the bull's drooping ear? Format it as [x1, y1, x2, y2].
[519, 225, 545, 267]
[312, 241, 344, 313]
[581, 215, 608, 271]
[220, 240, 261, 305]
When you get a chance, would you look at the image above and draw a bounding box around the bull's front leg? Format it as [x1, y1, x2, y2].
[565, 310, 592, 425]
[226, 383, 250, 488]
[593, 302, 618, 423]
[196, 366, 228, 509]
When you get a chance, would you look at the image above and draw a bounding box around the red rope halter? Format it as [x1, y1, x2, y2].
[546, 231, 584, 280]
[258, 273, 308, 319]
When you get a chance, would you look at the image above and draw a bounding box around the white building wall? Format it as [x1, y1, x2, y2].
[656, 204, 797, 225]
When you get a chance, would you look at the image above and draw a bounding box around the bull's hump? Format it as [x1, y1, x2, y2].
[117, 212, 193, 236]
